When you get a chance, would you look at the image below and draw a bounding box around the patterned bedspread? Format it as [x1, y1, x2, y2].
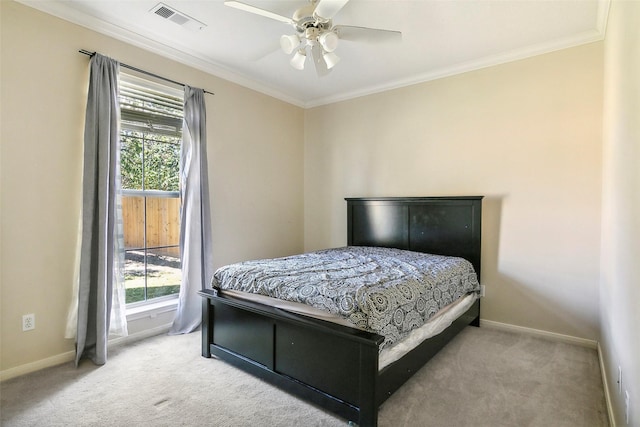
[212, 246, 480, 349]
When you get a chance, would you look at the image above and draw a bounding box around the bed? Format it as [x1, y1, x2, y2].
[199, 196, 482, 426]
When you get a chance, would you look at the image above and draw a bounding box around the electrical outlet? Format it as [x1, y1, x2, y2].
[22, 313, 35, 331]
[480, 285, 486, 297]
[625, 390, 630, 425]
[618, 366, 623, 394]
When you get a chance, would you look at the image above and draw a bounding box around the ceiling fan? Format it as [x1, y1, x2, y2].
[224, 0, 402, 76]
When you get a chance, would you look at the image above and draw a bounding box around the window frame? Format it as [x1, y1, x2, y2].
[119, 72, 184, 307]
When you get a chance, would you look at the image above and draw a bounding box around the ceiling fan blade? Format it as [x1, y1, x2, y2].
[334, 25, 402, 43]
[224, 1, 292, 24]
[314, 0, 350, 20]
[310, 43, 331, 77]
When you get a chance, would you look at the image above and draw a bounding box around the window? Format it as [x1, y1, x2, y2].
[119, 73, 183, 305]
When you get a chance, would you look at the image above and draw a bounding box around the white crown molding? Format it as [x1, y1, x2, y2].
[303, 0, 610, 108]
[15, 0, 306, 108]
[17, 0, 610, 110]
[305, 31, 609, 107]
[596, 0, 611, 35]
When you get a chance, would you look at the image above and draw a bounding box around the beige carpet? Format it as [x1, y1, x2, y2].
[1, 326, 608, 426]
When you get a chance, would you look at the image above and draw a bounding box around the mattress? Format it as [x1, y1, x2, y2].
[212, 246, 481, 350]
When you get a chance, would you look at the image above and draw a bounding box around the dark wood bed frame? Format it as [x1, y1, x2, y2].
[199, 196, 482, 426]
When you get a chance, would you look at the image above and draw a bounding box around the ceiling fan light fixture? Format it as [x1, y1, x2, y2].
[290, 49, 307, 70]
[280, 34, 301, 54]
[224, 0, 403, 77]
[319, 31, 339, 53]
[323, 51, 340, 69]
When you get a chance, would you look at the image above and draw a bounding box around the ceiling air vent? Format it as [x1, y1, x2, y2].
[150, 3, 207, 31]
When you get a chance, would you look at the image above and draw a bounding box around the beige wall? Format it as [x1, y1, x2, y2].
[304, 43, 603, 341]
[0, 1, 304, 373]
[601, 0, 640, 424]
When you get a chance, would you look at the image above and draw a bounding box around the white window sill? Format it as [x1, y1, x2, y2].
[126, 298, 178, 322]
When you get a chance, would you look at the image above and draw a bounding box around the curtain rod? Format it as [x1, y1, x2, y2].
[79, 49, 214, 96]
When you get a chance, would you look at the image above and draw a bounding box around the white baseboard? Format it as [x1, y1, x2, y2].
[0, 319, 601, 384]
[480, 320, 612, 424]
[108, 323, 172, 348]
[0, 350, 76, 383]
[598, 342, 616, 426]
[480, 319, 598, 349]
[0, 323, 172, 383]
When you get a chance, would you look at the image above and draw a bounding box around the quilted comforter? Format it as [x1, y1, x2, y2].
[212, 246, 480, 349]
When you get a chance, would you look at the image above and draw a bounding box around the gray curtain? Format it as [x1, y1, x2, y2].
[75, 54, 127, 365]
[170, 86, 213, 334]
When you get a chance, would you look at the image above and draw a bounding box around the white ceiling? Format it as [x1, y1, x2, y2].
[19, 0, 609, 108]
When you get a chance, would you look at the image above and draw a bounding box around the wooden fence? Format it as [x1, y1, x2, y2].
[122, 195, 180, 257]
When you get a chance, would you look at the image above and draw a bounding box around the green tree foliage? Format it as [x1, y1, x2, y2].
[120, 131, 180, 192]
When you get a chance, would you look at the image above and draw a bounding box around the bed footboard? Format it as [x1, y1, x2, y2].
[199, 289, 384, 426]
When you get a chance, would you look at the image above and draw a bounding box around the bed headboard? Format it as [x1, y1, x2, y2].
[346, 196, 483, 280]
